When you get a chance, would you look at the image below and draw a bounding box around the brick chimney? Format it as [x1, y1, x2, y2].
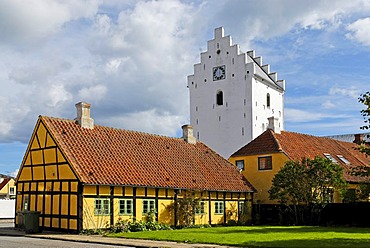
[75, 102, 94, 129]
[182, 125, 196, 144]
[268, 116, 280, 134]
[353, 134, 364, 145]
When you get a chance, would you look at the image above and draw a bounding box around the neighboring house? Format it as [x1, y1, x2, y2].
[188, 27, 285, 158]
[0, 174, 16, 199]
[15, 102, 255, 232]
[325, 133, 370, 144]
[229, 118, 370, 204]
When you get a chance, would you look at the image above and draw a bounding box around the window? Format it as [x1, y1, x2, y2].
[119, 199, 133, 215]
[267, 93, 271, 108]
[323, 153, 338, 164]
[143, 199, 156, 214]
[196, 201, 205, 215]
[323, 188, 334, 203]
[9, 186, 15, 195]
[258, 156, 272, 170]
[236, 160, 244, 171]
[337, 155, 350, 165]
[238, 201, 247, 215]
[215, 201, 224, 214]
[95, 199, 110, 215]
[23, 195, 29, 211]
[216, 91, 223, 105]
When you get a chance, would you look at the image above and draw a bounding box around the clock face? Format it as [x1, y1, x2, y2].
[213, 65, 226, 81]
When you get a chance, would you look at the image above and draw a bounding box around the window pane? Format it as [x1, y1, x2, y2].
[258, 156, 272, 170]
[236, 160, 244, 171]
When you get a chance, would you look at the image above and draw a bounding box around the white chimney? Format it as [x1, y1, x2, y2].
[182, 125, 196, 144]
[268, 116, 280, 134]
[75, 102, 94, 129]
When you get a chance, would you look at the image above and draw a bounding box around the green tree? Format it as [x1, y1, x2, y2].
[268, 157, 347, 225]
[351, 92, 370, 200]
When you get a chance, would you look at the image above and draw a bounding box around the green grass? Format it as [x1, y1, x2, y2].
[106, 226, 370, 247]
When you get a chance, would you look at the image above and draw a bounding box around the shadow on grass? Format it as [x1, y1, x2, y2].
[219, 226, 370, 235]
[242, 238, 370, 248]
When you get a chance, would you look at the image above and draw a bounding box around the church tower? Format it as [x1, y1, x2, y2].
[188, 27, 285, 158]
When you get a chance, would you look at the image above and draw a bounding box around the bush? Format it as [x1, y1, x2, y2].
[106, 211, 172, 233]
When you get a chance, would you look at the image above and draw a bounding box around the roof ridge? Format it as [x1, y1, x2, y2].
[41, 115, 182, 141]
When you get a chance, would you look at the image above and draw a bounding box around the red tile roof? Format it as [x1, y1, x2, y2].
[232, 129, 370, 183]
[41, 116, 254, 192]
[0, 178, 10, 191]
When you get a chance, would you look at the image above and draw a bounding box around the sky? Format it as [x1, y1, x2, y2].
[1, 0, 370, 177]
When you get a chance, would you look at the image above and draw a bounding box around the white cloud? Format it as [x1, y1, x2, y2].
[0, 0, 99, 45]
[285, 108, 350, 123]
[346, 17, 370, 46]
[322, 100, 336, 109]
[329, 86, 360, 99]
[101, 109, 186, 137]
[78, 84, 107, 102]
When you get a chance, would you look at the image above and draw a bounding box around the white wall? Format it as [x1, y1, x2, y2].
[0, 199, 15, 219]
[188, 27, 285, 158]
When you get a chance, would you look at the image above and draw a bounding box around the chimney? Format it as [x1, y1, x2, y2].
[353, 134, 364, 145]
[182, 125, 196, 144]
[75, 102, 94, 129]
[268, 116, 280, 134]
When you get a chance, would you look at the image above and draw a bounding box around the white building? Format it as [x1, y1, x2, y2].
[188, 27, 285, 158]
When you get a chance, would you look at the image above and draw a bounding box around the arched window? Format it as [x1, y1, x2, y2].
[266, 93, 271, 108]
[216, 91, 223, 106]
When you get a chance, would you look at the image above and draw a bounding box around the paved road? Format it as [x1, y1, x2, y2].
[0, 236, 133, 248]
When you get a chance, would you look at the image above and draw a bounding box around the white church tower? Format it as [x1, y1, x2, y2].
[188, 27, 285, 158]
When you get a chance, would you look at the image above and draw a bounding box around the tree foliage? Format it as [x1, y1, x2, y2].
[268, 157, 347, 225]
[351, 92, 370, 199]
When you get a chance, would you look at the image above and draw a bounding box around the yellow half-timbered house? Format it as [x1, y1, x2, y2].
[16, 102, 254, 232]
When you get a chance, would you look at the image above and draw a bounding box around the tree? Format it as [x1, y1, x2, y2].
[268, 157, 347, 225]
[351, 92, 370, 200]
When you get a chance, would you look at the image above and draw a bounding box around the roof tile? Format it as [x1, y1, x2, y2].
[41, 116, 254, 192]
[232, 129, 370, 183]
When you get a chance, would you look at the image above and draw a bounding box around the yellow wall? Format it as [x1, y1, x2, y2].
[0, 178, 16, 199]
[81, 185, 252, 230]
[230, 152, 360, 204]
[16, 120, 79, 231]
[230, 152, 289, 204]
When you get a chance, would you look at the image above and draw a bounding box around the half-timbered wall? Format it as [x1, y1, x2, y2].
[16, 120, 80, 231]
[82, 184, 253, 229]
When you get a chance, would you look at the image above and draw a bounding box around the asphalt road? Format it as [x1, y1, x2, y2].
[0, 236, 133, 248]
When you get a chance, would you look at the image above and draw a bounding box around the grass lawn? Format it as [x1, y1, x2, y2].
[106, 226, 370, 247]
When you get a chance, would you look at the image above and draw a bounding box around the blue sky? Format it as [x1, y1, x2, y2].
[1, 0, 370, 176]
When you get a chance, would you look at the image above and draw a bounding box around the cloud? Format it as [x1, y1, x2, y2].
[329, 86, 360, 99]
[211, 0, 368, 43]
[285, 108, 350, 123]
[322, 100, 336, 109]
[0, 0, 99, 46]
[346, 17, 370, 46]
[101, 109, 186, 137]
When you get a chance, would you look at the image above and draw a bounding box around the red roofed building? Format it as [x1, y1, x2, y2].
[229, 119, 370, 204]
[15, 102, 254, 232]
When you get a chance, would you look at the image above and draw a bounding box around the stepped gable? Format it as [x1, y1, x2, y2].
[40, 116, 253, 192]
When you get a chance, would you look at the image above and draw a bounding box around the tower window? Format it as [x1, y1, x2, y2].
[267, 93, 271, 108]
[216, 91, 223, 106]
